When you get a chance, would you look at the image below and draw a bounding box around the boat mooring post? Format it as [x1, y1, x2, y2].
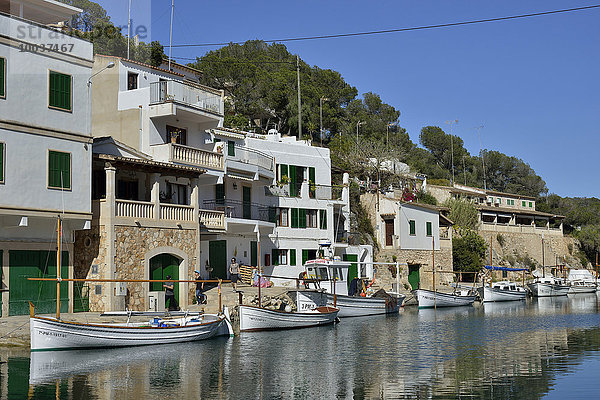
[258, 272, 262, 308]
[433, 236, 436, 309]
[218, 279, 222, 313]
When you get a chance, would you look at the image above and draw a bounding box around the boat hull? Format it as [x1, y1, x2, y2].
[296, 291, 403, 317]
[30, 313, 233, 351]
[481, 286, 527, 302]
[416, 289, 475, 308]
[527, 282, 569, 297]
[567, 285, 597, 294]
[238, 305, 339, 332]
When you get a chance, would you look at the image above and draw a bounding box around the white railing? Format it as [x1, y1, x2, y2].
[171, 143, 223, 170]
[160, 203, 195, 222]
[227, 145, 274, 171]
[150, 80, 223, 115]
[116, 199, 154, 219]
[199, 209, 225, 230]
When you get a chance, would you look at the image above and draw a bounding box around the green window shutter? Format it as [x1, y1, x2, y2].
[0, 57, 5, 98]
[272, 249, 279, 266]
[302, 249, 310, 266]
[409, 220, 416, 235]
[215, 184, 225, 205]
[426, 222, 432, 236]
[0, 142, 4, 182]
[529, 202, 533, 208]
[279, 164, 288, 181]
[227, 141, 235, 157]
[299, 208, 307, 228]
[319, 210, 327, 230]
[290, 249, 296, 266]
[522, 201, 526, 207]
[289, 165, 297, 196]
[291, 208, 299, 228]
[49, 71, 72, 111]
[48, 151, 71, 189]
[309, 167, 316, 198]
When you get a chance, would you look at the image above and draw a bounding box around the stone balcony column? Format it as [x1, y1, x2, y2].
[104, 163, 116, 216]
[342, 172, 350, 205]
[191, 178, 199, 224]
[150, 173, 161, 220]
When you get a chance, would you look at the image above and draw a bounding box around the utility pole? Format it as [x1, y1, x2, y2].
[168, 0, 174, 71]
[476, 125, 486, 190]
[320, 96, 328, 146]
[297, 56, 302, 138]
[462, 155, 467, 185]
[127, 0, 132, 59]
[445, 120, 458, 185]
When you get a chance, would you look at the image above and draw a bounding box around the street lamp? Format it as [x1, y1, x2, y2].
[320, 96, 329, 146]
[87, 61, 115, 136]
[356, 120, 365, 143]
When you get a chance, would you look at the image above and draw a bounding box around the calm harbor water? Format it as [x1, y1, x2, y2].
[3, 294, 600, 399]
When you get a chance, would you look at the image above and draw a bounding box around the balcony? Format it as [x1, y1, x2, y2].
[150, 80, 223, 115]
[226, 145, 274, 173]
[203, 199, 273, 223]
[151, 143, 223, 171]
[265, 183, 344, 200]
[95, 199, 225, 230]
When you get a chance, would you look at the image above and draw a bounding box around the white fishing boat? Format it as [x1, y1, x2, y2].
[300, 258, 403, 317]
[415, 289, 476, 308]
[527, 276, 569, 297]
[567, 269, 597, 294]
[479, 281, 528, 302]
[30, 310, 233, 351]
[238, 304, 339, 332]
[29, 216, 234, 352]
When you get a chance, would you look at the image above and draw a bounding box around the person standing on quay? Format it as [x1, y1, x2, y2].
[163, 275, 179, 311]
[230, 257, 239, 292]
[194, 270, 206, 304]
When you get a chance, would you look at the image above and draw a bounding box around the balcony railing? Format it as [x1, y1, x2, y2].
[199, 209, 225, 230]
[150, 80, 223, 115]
[160, 203, 194, 221]
[265, 183, 344, 200]
[314, 184, 344, 201]
[116, 199, 154, 219]
[203, 199, 274, 223]
[227, 145, 274, 171]
[170, 143, 223, 170]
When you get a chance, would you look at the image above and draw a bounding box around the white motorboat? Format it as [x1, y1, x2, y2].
[30, 310, 233, 351]
[527, 277, 569, 297]
[567, 269, 597, 294]
[479, 281, 528, 302]
[415, 289, 476, 308]
[295, 290, 403, 318]
[238, 304, 339, 332]
[301, 258, 403, 317]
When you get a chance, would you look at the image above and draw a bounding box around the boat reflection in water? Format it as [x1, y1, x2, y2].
[10, 296, 600, 398]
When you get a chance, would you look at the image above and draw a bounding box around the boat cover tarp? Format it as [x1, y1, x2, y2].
[484, 265, 528, 272]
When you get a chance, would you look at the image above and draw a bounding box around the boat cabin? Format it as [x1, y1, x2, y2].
[304, 258, 351, 296]
[492, 281, 525, 292]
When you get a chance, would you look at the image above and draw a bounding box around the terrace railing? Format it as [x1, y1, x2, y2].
[150, 80, 223, 115]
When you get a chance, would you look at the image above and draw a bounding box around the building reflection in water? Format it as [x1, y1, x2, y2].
[3, 296, 600, 398]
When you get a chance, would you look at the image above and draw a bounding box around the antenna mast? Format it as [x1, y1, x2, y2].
[168, 0, 175, 70]
[476, 125, 486, 190]
[127, 0, 132, 59]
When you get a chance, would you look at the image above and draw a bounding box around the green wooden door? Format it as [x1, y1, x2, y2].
[408, 264, 420, 290]
[250, 241, 258, 267]
[73, 282, 89, 313]
[209, 240, 227, 279]
[149, 254, 180, 309]
[243, 186, 251, 219]
[343, 254, 358, 288]
[9, 250, 68, 316]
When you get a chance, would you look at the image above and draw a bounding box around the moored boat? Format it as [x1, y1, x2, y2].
[567, 269, 597, 294]
[30, 309, 233, 351]
[479, 281, 527, 302]
[415, 289, 476, 308]
[238, 304, 339, 332]
[527, 277, 569, 297]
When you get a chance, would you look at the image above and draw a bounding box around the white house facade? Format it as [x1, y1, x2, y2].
[0, 0, 93, 316]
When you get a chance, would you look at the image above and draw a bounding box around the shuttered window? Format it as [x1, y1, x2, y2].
[319, 210, 327, 230]
[227, 141, 235, 157]
[426, 221, 432, 237]
[215, 184, 225, 205]
[309, 167, 315, 198]
[409, 220, 416, 236]
[0, 142, 4, 183]
[291, 208, 299, 228]
[272, 249, 279, 266]
[289, 249, 296, 266]
[48, 150, 71, 189]
[279, 164, 288, 182]
[0, 57, 5, 98]
[298, 208, 307, 228]
[49, 71, 72, 111]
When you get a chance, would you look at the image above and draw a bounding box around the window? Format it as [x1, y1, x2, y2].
[49, 71, 72, 111]
[0, 57, 5, 98]
[167, 182, 187, 205]
[497, 198, 502, 204]
[522, 201, 526, 207]
[488, 197, 493, 203]
[117, 179, 138, 200]
[167, 125, 187, 145]
[215, 184, 225, 205]
[273, 249, 287, 265]
[298, 208, 307, 228]
[278, 164, 288, 182]
[277, 208, 289, 227]
[426, 221, 432, 237]
[309, 167, 316, 198]
[264, 253, 270, 267]
[409, 220, 416, 236]
[290, 249, 297, 266]
[227, 141, 235, 157]
[127, 72, 138, 90]
[291, 208, 299, 228]
[48, 150, 71, 189]
[0, 142, 4, 183]
[529, 202, 533, 208]
[307, 209, 318, 228]
[319, 210, 327, 230]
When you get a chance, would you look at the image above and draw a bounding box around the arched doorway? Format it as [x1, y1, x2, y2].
[149, 254, 180, 309]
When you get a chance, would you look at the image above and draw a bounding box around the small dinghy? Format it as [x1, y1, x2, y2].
[415, 289, 476, 308]
[238, 305, 339, 332]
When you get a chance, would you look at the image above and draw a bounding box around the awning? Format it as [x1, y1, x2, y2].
[481, 212, 497, 217]
[484, 265, 528, 272]
[228, 172, 254, 181]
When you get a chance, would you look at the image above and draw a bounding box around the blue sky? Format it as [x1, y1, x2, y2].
[100, 1, 600, 198]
